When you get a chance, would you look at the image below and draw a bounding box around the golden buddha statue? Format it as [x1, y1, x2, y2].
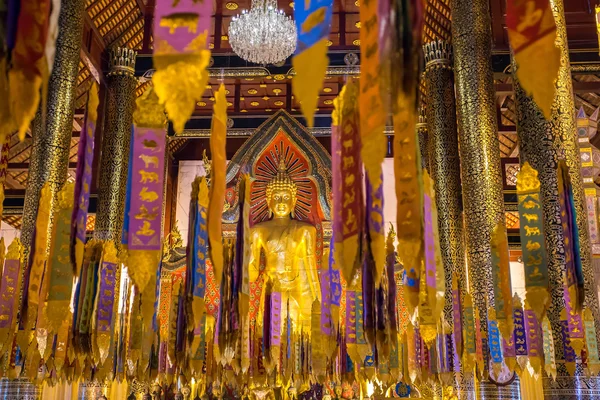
[248, 158, 321, 328]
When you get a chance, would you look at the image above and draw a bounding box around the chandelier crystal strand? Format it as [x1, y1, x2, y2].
[229, 0, 297, 65]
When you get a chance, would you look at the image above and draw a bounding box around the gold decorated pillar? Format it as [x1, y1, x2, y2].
[451, 0, 506, 366]
[423, 40, 465, 333]
[20, 0, 86, 254]
[94, 47, 137, 245]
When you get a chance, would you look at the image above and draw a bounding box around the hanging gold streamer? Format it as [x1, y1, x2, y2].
[293, 40, 329, 128]
[393, 92, 423, 315]
[491, 221, 514, 341]
[208, 85, 227, 286]
[45, 182, 75, 334]
[359, 0, 386, 189]
[19, 182, 52, 354]
[0, 239, 23, 359]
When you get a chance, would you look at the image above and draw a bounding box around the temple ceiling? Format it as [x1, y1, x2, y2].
[2, 0, 599, 228]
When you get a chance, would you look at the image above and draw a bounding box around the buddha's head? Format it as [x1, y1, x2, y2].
[265, 158, 297, 219]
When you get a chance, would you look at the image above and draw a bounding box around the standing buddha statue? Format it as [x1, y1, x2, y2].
[248, 158, 321, 330]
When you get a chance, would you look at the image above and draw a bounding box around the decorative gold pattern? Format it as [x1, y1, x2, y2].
[95, 47, 138, 249]
[424, 40, 466, 333]
[452, 0, 505, 368]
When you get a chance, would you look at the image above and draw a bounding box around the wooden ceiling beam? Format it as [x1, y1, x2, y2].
[82, 12, 107, 84]
[98, 0, 131, 32]
[495, 81, 600, 97]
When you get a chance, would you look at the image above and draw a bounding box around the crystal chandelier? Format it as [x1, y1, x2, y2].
[228, 0, 297, 65]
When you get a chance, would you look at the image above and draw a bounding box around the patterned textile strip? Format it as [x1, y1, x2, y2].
[491, 221, 514, 341]
[0, 239, 22, 359]
[18, 183, 52, 354]
[92, 242, 119, 366]
[558, 161, 585, 314]
[517, 162, 550, 321]
[189, 176, 209, 354]
[334, 80, 363, 286]
[513, 295, 528, 374]
[292, 0, 332, 127]
[45, 182, 75, 334]
[542, 315, 557, 379]
[524, 306, 543, 375]
[451, 275, 462, 368]
[462, 293, 476, 373]
[366, 174, 385, 287]
[71, 83, 98, 277]
[560, 309, 577, 376]
[152, 0, 212, 133]
[487, 313, 503, 375]
[584, 308, 600, 375]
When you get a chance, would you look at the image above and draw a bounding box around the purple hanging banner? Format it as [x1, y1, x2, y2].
[126, 127, 165, 253]
[71, 84, 98, 275]
[270, 292, 282, 347]
[346, 291, 357, 344]
[153, 0, 213, 133]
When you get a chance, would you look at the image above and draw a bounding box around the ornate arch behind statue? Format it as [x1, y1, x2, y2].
[222, 110, 332, 229]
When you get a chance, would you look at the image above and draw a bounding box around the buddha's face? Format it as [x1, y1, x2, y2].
[268, 187, 296, 218]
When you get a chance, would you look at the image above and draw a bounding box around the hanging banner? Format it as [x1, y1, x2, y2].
[46, 182, 75, 334]
[126, 89, 166, 297]
[584, 308, 600, 376]
[8, 0, 51, 140]
[334, 80, 363, 286]
[558, 161, 584, 314]
[127, 88, 167, 372]
[491, 221, 514, 341]
[451, 275, 462, 368]
[422, 171, 445, 327]
[366, 175, 385, 286]
[524, 304, 543, 375]
[293, 0, 332, 127]
[188, 176, 209, 356]
[513, 295, 528, 373]
[563, 281, 585, 356]
[560, 309, 577, 376]
[72, 83, 98, 276]
[207, 85, 227, 286]
[506, 0, 560, 119]
[359, 0, 386, 189]
[542, 315, 557, 380]
[488, 310, 503, 376]
[462, 293, 476, 373]
[0, 239, 22, 358]
[393, 93, 423, 315]
[503, 334, 516, 374]
[153, 0, 212, 133]
[93, 242, 120, 366]
[517, 162, 549, 321]
[20, 182, 52, 351]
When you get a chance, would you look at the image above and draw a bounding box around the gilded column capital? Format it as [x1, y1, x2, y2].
[108, 47, 137, 77]
[423, 40, 453, 70]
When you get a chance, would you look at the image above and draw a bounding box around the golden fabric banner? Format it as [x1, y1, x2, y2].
[293, 41, 329, 128]
[393, 93, 423, 315]
[8, 0, 51, 140]
[208, 85, 227, 286]
[0, 239, 23, 359]
[19, 182, 52, 354]
[45, 182, 75, 335]
[359, 0, 386, 189]
[152, 0, 212, 133]
[507, 0, 560, 119]
[491, 221, 514, 341]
